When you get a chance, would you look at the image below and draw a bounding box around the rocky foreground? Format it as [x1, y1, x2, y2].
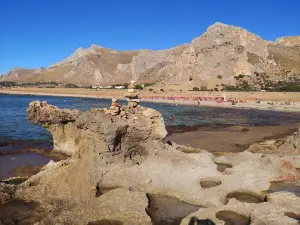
[1, 101, 300, 224]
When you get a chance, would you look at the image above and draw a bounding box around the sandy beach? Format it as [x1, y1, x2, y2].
[2, 87, 300, 113]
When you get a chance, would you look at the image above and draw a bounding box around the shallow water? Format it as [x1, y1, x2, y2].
[146, 194, 200, 225]
[268, 182, 300, 197]
[0, 153, 51, 179]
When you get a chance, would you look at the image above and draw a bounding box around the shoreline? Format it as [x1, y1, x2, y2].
[2, 88, 300, 113]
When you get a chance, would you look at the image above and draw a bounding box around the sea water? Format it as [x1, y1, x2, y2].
[1, 94, 300, 179]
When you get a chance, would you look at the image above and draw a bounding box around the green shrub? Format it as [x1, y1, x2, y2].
[135, 84, 143, 90]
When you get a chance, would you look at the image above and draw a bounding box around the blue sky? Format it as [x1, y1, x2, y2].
[0, 0, 300, 75]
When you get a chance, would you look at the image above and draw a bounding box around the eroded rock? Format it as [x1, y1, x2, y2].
[9, 101, 300, 224]
[267, 192, 300, 216]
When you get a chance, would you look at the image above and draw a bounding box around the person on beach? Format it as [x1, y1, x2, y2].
[170, 115, 173, 121]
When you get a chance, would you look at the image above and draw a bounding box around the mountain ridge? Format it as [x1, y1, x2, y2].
[2, 22, 300, 89]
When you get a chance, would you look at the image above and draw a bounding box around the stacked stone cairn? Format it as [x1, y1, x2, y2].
[125, 80, 139, 108]
[109, 98, 121, 116]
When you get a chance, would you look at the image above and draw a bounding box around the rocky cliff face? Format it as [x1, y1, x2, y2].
[0, 101, 296, 224]
[1, 23, 300, 87]
[276, 36, 300, 46]
[165, 23, 273, 84]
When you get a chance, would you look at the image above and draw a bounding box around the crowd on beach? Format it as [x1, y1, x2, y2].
[141, 95, 296, 106]
[142, 95, 248, 105]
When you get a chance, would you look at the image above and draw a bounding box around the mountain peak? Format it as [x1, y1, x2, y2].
[209, 22, 230, 27]
[207, 22, 232, 30]
[89, 44, 105, 50]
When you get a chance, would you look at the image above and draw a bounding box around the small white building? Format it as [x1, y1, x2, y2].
[114, 86, 125, 89]
[91, 85, 104, 89]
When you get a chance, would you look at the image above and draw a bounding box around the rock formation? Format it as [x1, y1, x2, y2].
[0, 101, 299, 224]
[279, 125, 300, 155]
[275, 36, 300, 47]
[2, 23, 300, 88]
[125, 80, 140, 108]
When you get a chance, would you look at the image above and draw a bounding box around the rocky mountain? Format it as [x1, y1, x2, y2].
[1, 22, 300, 88]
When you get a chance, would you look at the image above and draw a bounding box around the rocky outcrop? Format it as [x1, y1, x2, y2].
[2, 23, 300, 87]
[169, 22, 271, 83]
[2, 101, 297, 224]
[278, 125, 300, 154]
[276, 36, 300, 47]
[247, 125, 300, 158]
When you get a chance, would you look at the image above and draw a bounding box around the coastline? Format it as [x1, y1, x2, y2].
[2, 87, 300, 113]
